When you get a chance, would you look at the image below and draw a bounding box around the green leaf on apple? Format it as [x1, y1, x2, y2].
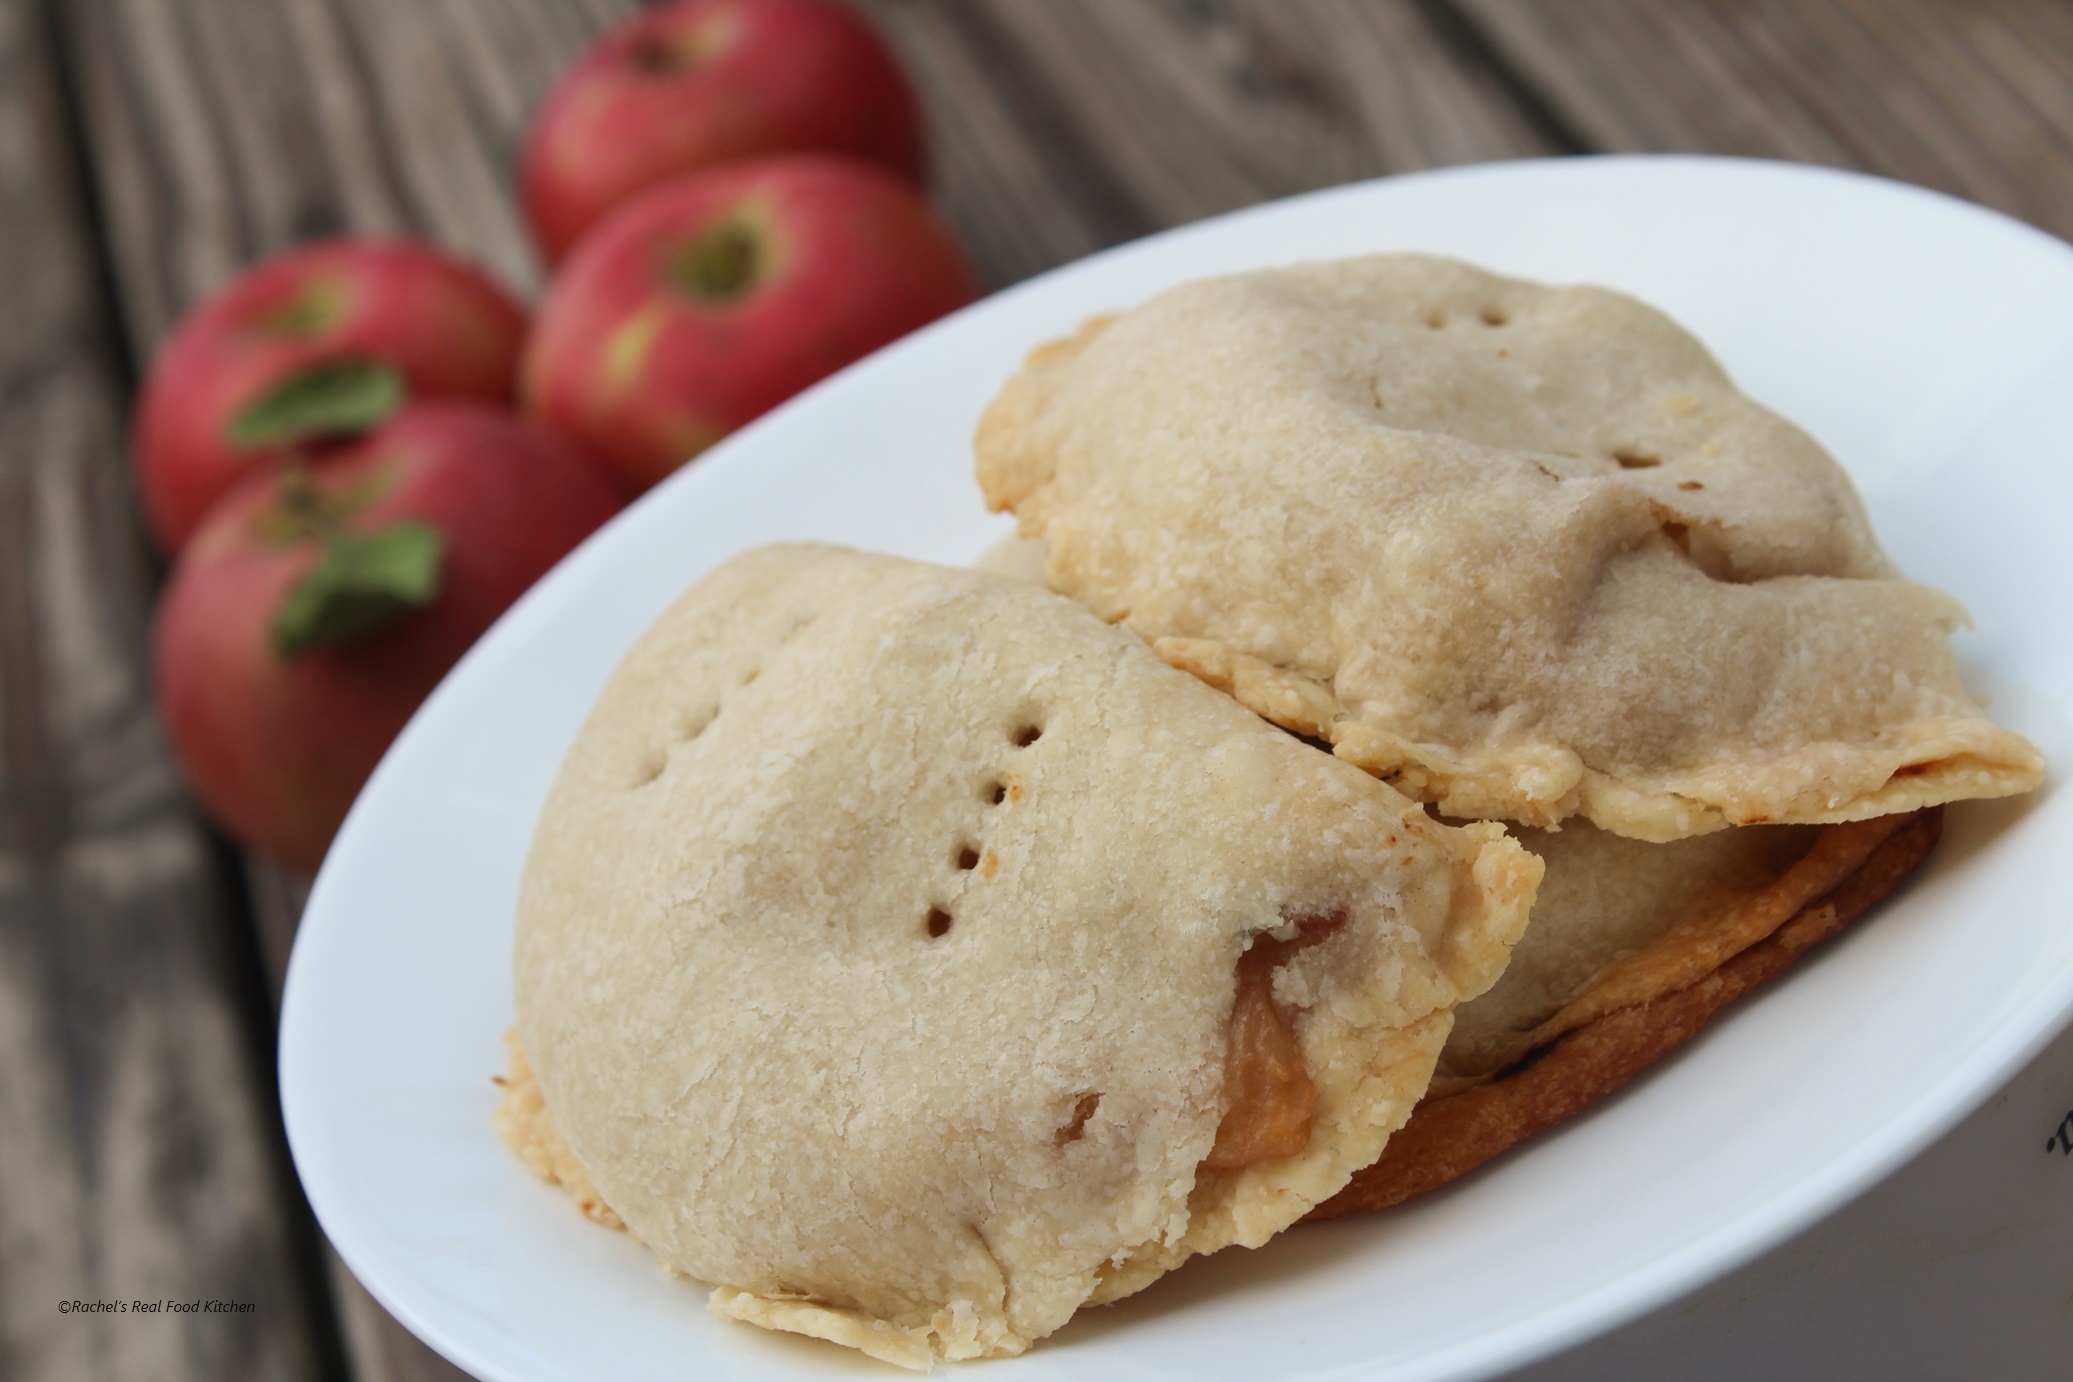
[270, 519, 444, 659]
[228, 359, 406, 450]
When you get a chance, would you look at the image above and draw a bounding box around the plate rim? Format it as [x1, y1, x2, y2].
[280, 151, 2073, 1382]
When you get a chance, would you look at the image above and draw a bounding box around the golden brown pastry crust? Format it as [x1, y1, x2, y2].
[976, 256, 2040, 840]
[493, 1030, 623, 1232]
[1306, 807, 1941, 1219]
[1445, 813, 1909, 1081]
[510, 543, 1539, 1366]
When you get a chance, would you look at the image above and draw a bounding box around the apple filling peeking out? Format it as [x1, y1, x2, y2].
[504, 545, 1539, 1368]
[1206, 911, 1346, 1169]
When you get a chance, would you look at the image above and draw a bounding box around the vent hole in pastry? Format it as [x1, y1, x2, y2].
[924, 907, 954, 939]
[1012, 723, 1043, 747]
[1613, 448, 1662, 469]
[1480, 305, 1509, 326]
[1423, 309, 1446, 329]
[955, 844, 980, 870]
[738, 665, 760, 687]
[984, 778, 1007, 805]
[1055, 1092, 1101, 1145]
[1677, 479, 1705, 491]
[630, 750, 667, 788]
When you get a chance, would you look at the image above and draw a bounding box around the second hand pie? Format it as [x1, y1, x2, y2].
[976, 254, 2042, 840]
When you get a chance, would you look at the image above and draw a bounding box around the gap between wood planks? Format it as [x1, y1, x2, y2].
[1417, 0, 1592, 154]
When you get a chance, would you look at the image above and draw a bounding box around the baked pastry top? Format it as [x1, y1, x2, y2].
[512, 543, 1539, 1367]
[976, 254, 2042, 840]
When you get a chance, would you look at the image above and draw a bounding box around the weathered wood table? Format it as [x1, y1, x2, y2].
[5, 2, 2071, 1378]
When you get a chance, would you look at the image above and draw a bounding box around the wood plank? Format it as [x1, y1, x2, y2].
[1455, 0, 2073, 240]
[322, 1249, 464, 1382]
[962, 0, 1554, 221]
[243, 858, 310, 1011]
[57, 1, 648, 1376]
[866, 0, 1558, 287]
[65, 0, 636, 352]
[0, 1, 335, 1378]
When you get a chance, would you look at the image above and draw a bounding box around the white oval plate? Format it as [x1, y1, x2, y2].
[281, 157, 2073, 1382]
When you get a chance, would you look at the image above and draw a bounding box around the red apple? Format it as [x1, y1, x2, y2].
[521, 156, 976, 491]
[522, 0, 926, 265]
[134, 238, 529, 554]
[153, 403, 622, 872]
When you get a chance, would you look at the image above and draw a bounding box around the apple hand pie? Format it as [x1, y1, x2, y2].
[506, 543, 1539, 1368]
[976, 254, 2041, 840]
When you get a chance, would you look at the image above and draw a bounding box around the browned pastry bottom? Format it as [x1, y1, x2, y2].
[1305, 806, 1944, 1221]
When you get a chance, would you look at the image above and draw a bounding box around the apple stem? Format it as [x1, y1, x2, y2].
[671, 219, 762, 303]
[269, 463, 444, 659]
[624, 14, 733, 75]
[628, 36, 692, 73]
[276, 462, 343, 542]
